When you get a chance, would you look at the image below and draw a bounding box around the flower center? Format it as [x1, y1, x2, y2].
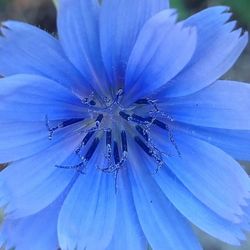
[45, 89, 179, 177]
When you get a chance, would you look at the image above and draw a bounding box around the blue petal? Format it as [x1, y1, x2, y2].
[0, 21, 88, 94]
[177, 123, 250, 161]
[150, 159, 249, 245]
[154, 130, 250, 222]
[163, 81, 250, 130]
[0, 133, 82, 219]
[57, 0, 109, 96]
[135, 132, 249, 245]
[125, 9, 197, 104]
[100, 0, 169, 90]
[0, 119, 84, 163]
[0, 191, 66, 250]
[128, 143, 202, 250]
[58, 152, 117, 250]
[0, 121, 49, 162]
[0, 74, 85, 122]
[0, 74, 85, 161]
[161, 6, 248, 97]
[107, 169, 147, 250]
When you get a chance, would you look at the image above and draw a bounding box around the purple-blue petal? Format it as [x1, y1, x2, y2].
[100, 0, 169, 90]
[0, 21, 88, 94]
[124, 9, 197, 104]
[162, 80, 250, 130]
[161, 6, 248, 97]
[57, 0, 109, 96]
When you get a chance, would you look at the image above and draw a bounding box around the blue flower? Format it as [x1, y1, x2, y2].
[0, 0, 250, 249]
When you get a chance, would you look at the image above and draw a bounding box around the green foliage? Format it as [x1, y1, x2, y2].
[52, 0, 58, 8]
[210, 0, 250, 26]
[170, 0, 189, 19]
[0, 210, 3, 224]
[0, 0, 8, 8]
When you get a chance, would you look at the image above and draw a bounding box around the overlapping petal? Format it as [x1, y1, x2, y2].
[124, 9, 196, 104]
[135, 131, 250, 245]
[107, 170, 147, 250]
[153, 130, 250, 221]
[128, 142, 202, 250]
[0, 193, 64, 250]
[161, 81, 250, 130]
[0, 74, 86, 162]
[57, 0, 108, 96]
[0, 21, 89, 94]
[100, 0, 169, 89]
[0, 74, 85, 122]
[150, 160, 249, 245]
[58, 152, 117, 250]
[0, 133, 82, 219]
[161, 6, 248, 97]
[176, 123, 250, 161]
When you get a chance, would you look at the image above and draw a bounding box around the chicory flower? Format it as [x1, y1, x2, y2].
[0, 0, 250, 249]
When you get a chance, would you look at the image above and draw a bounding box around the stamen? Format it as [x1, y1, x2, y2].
[153, 119, 168, 130]
[119, 111, 130, 121]
[95, 114, 104, 127]
[46, 116, 84, 140]
[135, 98, 151, 105]
[135, 98, 159, 112]
[131, 114, 152, 124]
[89, 100, 96, 106]
[135, 125, 149, 141]
[135, 136, 164, 171]
[60, 118, 84, 128]
[152, 119, 181, 157]
[106, 129, 112, 146]
[76, 131, 95, 154]
[99, 131, 128, 177]
[105, 129, 112, 159]
[57, 138, 100, 174]
[119, 111, 152, 125]
[135, 136, 153, 156]
[55, 162, 84, 170]
[115, 88, 124, 104]
[76, 114, 104, 154]
[113, 141, 120, 165]
[50, 87, 180, 179]
[121, 131, 128, 153]
[84, 138, 100, 161]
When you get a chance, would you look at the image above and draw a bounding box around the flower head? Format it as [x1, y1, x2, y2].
[0, 0, 250, 249]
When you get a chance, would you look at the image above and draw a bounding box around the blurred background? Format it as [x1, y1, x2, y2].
[0, 0, 249, 249]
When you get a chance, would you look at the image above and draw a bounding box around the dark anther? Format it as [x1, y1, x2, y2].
[119, 111, 130, 121]
[55, 162, 84, 170]
[115, 88, 124, 103]
[113, 141, 120, 165]
[131, 114, 152, 123]
[76, 114, 104, 154]
[135, 98, 151, 105]
[134, 136, 153, 157]
[89, 100, 96, 106]
[135, 125, 149, 141]
[84, 138, 100, 161]
[56, 138, 99, 173]
[153, 119, 168, 130]
[46, 116, 84, 140]
[121, 131, 128, 152]
[77, 131, 95, 152]
[106, 129, 112, 146]
[135, 98, 159, 112]
[151, 119, 181, 157]
[96, 114, 104, 123]
[60, 118, 84, 128]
